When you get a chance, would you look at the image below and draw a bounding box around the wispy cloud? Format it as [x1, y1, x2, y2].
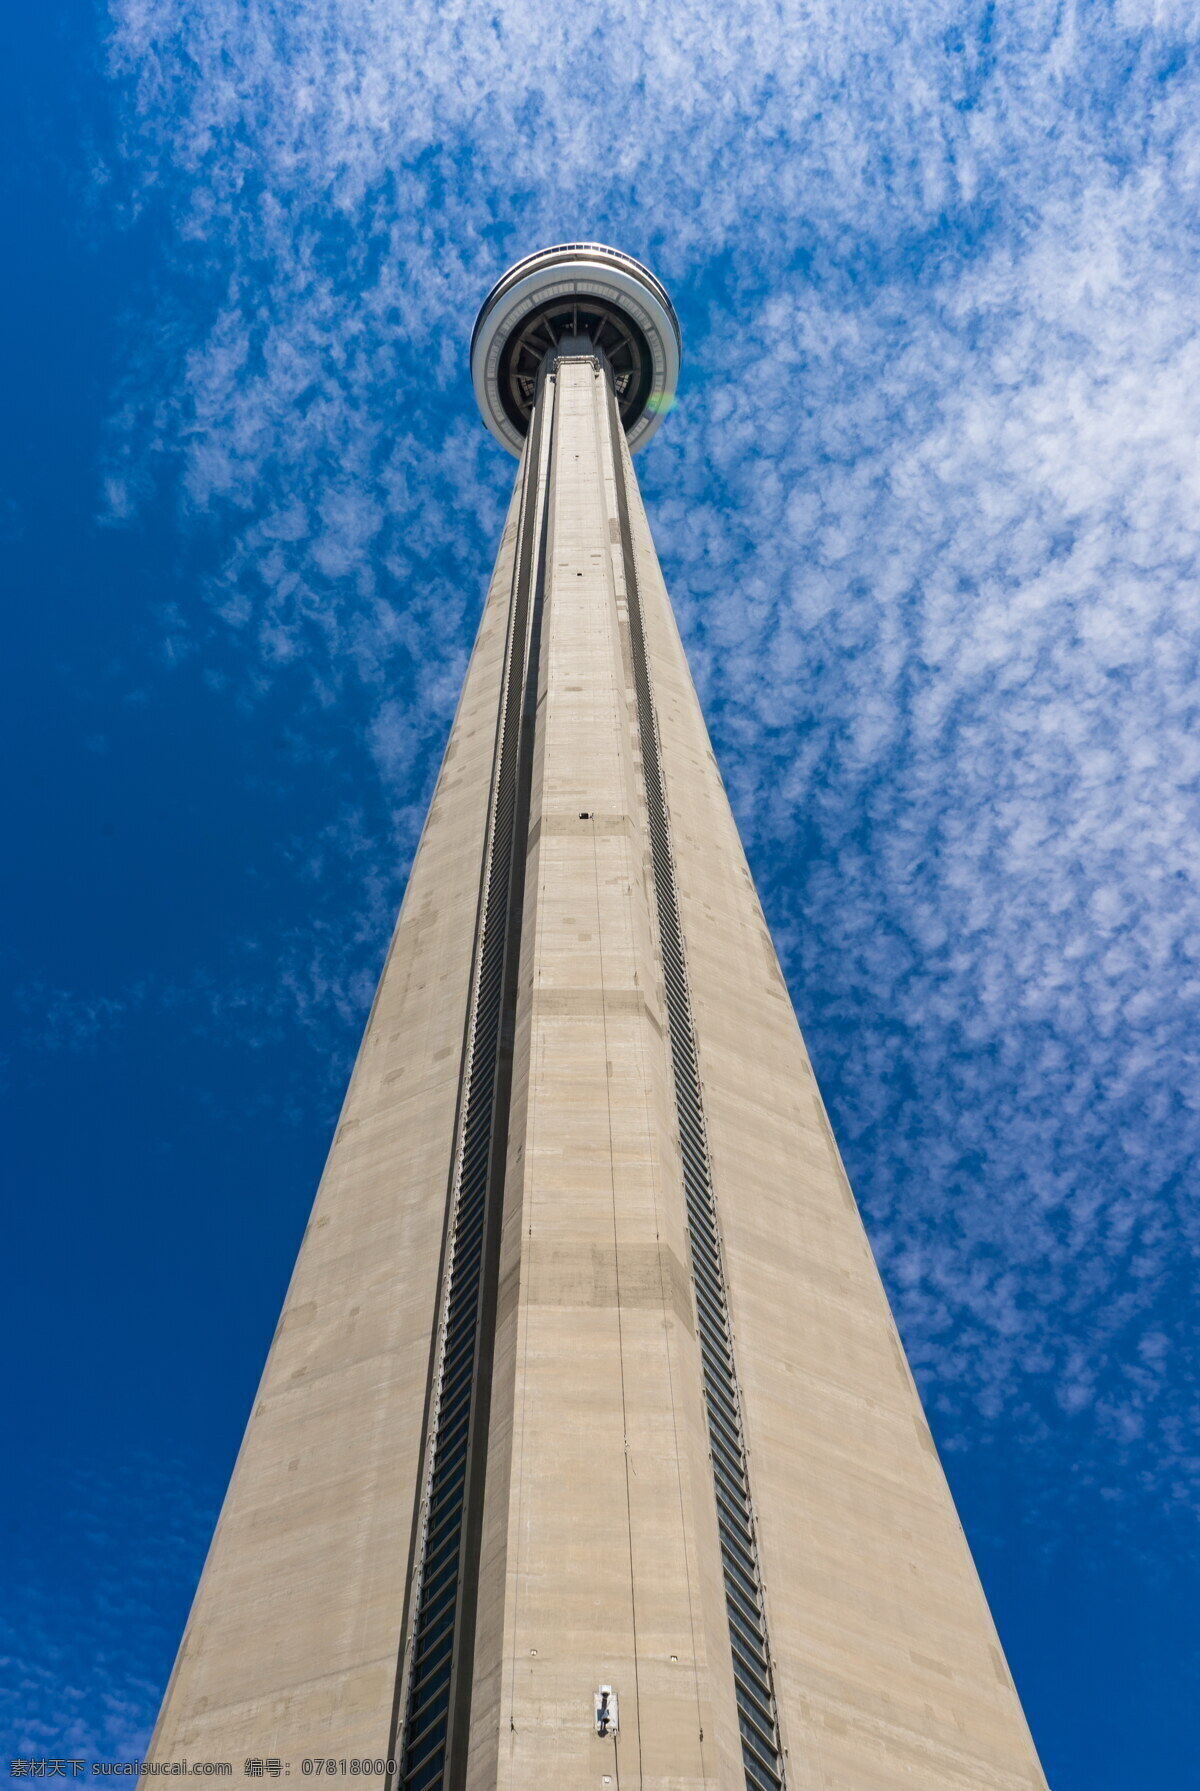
[656, 143, 1200, 1502]
[0, 1455, 220, 1767]
[89, 0, 1200, 1521]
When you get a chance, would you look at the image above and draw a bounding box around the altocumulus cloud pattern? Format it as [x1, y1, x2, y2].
[103, 0, 1200, 1503]
[6, 0, 1199, 1780]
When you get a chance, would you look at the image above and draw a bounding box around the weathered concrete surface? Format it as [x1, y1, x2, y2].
[623, 420, 1047, 1790]
[468, 361, 741, 1790]
[147, 355, 1046, 1791]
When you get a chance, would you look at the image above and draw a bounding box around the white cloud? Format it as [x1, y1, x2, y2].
[0, 1456, 218, 1763]
[92, 0, 1200, 1514]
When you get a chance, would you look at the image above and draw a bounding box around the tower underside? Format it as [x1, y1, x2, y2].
[146, 352, 1047, 1791]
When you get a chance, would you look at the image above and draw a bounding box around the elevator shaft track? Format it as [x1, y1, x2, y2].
[606, 386, 787, 1791]
[394, 388, 553, 1791]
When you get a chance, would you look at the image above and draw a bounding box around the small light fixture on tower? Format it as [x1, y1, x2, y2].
[594, 1685, 619, 1738]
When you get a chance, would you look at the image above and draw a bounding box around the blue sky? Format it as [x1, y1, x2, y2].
[3, 0, 1199, 1782]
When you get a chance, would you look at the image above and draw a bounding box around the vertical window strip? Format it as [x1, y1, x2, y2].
[605, 388, 786, 1791]
[394, 385, 553, 1791]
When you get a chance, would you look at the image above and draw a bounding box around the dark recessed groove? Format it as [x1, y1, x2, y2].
[606, 381, 786, 1791]
[393, 382, 554, 1791]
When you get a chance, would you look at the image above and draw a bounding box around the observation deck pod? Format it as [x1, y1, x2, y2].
[471, 242, 681, 456]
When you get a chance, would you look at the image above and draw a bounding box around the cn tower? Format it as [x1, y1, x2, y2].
[145, 245, 1047, 1791]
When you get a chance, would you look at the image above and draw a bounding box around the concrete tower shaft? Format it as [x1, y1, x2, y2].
[143, 252, 1047, 1791]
